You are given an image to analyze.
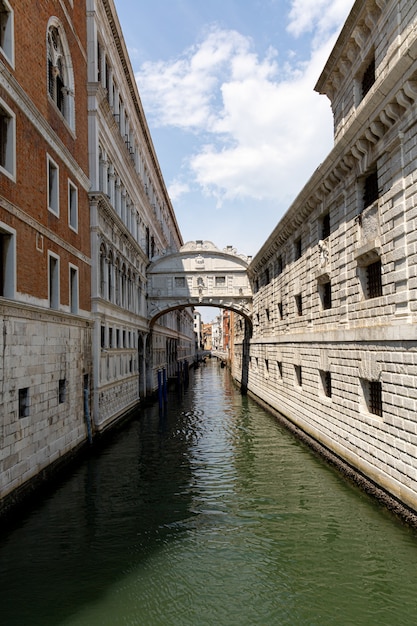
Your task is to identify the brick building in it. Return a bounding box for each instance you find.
[0,0,92,509]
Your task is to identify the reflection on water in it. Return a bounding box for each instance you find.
[1,361,417,625]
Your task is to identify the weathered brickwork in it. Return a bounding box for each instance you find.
[233,0,417,513]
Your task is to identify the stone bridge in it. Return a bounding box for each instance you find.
[147,241,253,325]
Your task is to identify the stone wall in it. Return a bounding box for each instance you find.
[0,301,92,504]
[232,0,417,515]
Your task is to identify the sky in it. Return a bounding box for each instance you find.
[113,0,354,321]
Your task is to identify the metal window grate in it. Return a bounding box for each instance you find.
[369,380,382,416]
[367,260,382,298]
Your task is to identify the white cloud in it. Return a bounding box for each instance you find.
[168,180,190,202]
[135,1,354,208]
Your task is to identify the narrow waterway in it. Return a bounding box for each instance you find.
[1,361,417,625]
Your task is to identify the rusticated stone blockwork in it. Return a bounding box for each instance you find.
[233,0,417,514]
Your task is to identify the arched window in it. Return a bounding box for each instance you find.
[47,19,75,130]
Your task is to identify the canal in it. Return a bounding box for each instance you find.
[1,361,417,625]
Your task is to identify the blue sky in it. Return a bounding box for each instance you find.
[113,0,354,259]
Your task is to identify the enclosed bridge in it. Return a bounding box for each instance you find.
[147,240,253,326]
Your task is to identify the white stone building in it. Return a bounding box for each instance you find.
[87,0,195,431]
[233,0,417,515]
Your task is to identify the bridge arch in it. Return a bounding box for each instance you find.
[147,241,253,330]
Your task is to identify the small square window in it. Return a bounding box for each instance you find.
[18,387,29,418]
[175,277,186,288]
[362,379,382,417]
[215,276,226,286]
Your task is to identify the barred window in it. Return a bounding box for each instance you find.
[294,237,302,260]
[367,260,382,298]
[295,365,302,387]
[368,380,382,417]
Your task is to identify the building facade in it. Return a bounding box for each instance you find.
[233,0,417,515]
[0,0,196,511]
[87,0,195,433]
[0,0,92,508]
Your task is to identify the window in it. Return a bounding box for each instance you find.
[366,260,382,298]
[0,98,15,179]
[47,155,59,215]
[320,370,332,398]
[361,57,375,99]
[69,265,78,313]
[58,379,66,404]
[0,0,13,64]
[362,379,382,417]
[295,293,302,316]
[295,365,302,387]
[18,388,29,418]
[321,212,330,239]
[175,277,186,288]
[265,308,270,322]
[264,268,270,285]
[278,302,283,319]
[48,252,60,309]
[47,20,75,129]
[363,170,378,209]
[101,325,105,348]
[294,237,302,260]
[0,222,16,298]
[68,180,78,231]
[276,255,283,276]
[215,276,226,286]
[277,361,283,378]
[320,280,332,310]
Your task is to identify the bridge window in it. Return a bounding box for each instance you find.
[175,277,185,288]
[215,276,226,286]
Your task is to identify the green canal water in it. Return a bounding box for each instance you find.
[1,361,417,625]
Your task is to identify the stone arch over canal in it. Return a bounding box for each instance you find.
[147,240,253,328]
